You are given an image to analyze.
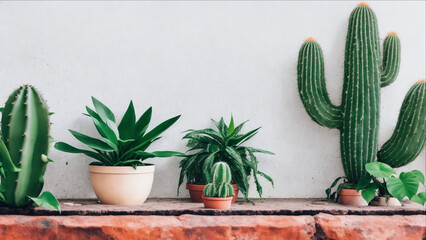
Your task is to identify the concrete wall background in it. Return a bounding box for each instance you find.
[0,1,424,199]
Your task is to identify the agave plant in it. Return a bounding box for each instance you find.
[178,116,274,201]
[55,97,185,167]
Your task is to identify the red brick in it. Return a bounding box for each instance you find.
[0,215,315,240]
[315,213,426,240]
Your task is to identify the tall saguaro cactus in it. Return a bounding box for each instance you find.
[297,2,425,183]
[0,85,60,211]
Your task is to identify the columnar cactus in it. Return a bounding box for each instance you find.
[297,2,425,183]
[204,162,234,198]
[0,85,60,211]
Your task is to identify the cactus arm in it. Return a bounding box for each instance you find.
[297,39,343,129]
[378,80,426,167]
[380,33,401,87]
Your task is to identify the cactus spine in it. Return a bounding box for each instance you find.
[0,85,59,210]
[204,162,234,198]
[297,3,425,183]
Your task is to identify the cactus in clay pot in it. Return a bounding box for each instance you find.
[0,85,60,211]
[204,162,234,198]
[297,2,425,184]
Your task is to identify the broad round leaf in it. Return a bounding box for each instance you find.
[365,162,396,178]
[29,192,61,212]
[387,172,419,201]
[411,192,426,206]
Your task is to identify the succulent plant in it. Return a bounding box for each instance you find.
[54,97,185,168]
[204,162,234,198]
[0,85,60,211]
[297,2,425,184]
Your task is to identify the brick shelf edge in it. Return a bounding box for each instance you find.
[0,213,425,240]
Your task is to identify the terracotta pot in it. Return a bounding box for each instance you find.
[339,189,368,206]
[187,184,239,203]
[202,196,233,209]
[370,196,402,206]
[89,164,155,205]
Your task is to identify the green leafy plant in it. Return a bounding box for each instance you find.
[297,3,425,185]
[204,162,234,198]
[0,85,60,212]
[178,116,274,201]
[357,162,425,205]
[55,97,185,168]
[325,176,356,202]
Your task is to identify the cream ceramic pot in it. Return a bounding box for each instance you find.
[88,164,155,205]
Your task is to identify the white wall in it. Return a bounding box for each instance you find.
[0,1,424,199]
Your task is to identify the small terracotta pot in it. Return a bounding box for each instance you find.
[339,189,368,206]
[202,196,233,209]
[89,164,155,205]
[187,184,239,203]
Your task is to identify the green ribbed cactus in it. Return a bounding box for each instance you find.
[204,162,234,198]
[0,85,60,211]
[378,80,426,167]
[297,2,425,184]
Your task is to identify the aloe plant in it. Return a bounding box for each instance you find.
[178,116,274,201]
[0,85,60,212]
[55,97,185,167]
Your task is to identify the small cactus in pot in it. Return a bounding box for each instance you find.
[202,162,234,209]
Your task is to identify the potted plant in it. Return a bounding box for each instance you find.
[297,2,425,206]
[357,162,425,206]
[55,97,184,205]
[202,162,234,209]
[0,85,60,211]
[178,116,274,203]
[326,177,367,206]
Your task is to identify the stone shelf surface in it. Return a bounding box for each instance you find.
[0,198,424,216]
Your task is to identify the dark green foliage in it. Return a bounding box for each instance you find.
[0,85,60,211]
[55,97,185,168]
[178,116,274,201]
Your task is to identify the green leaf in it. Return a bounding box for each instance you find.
[411,192,426,205]
[356,176,372,192]
[91,96,116,123]
[0,139,21,173]
[228,127,260,146]
[227,115,235,137]
[245,147,275,155]
[85,106,118,147]
[29,192,61,212]
[54,142,111,164]
[387,172,419,201]
[133,107,152,137]
[410,170,425,185]
[361,183,378,203]
[124,115,180,158]
[365,162,396,178]
[118,101,136,140]
[325,176,345,200]
[136,151,186,158]
[69,130,115,152]
[257,170,274,186]
[202,152,217,183]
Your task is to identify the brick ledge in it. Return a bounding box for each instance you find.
[0,214,425,240]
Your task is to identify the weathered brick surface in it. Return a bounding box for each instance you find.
[315,213,426,240]
[0,214,424,240]
[0,215,315,240]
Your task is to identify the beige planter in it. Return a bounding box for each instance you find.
[88,164,155,205]
[370,196,402,206]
